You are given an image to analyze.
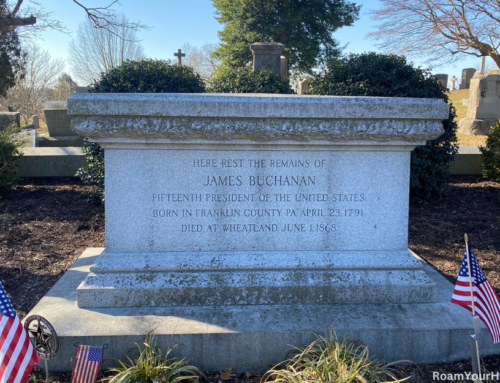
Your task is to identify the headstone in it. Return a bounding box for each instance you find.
[459,70,500,135]
[250,43,285,75]
[68,93,449,308]
[459,68,475,89]
[174,49,185,65]
[0,112,20,130]
[32,114,39,130]
[434,74,448,89]
[43,101,83,147]
[298,79,310,95]
[280,56,288,78]
[449,76,457,90]
[76,86,89,94]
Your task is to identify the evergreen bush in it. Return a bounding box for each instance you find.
[480,120,500,182]
[0,124,23,196]
[310,52,459,200]
[207,66,293,94]
[77,59,205,205]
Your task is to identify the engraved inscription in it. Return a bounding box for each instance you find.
[150,157,368,238]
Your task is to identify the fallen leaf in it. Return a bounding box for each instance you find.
[220,367,235,381]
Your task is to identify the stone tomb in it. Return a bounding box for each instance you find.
[68,94,448,308]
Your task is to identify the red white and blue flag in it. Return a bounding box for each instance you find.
[70,345,102,383]
[451,243,500,343]
[0,281,39,383]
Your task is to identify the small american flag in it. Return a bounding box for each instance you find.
[451,243,500,343]
[70,345,103,383]
[0,281,39,383]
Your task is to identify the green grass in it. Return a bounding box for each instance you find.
[266,329,408,383]
[109,332,203,383]
[447,90,487,147]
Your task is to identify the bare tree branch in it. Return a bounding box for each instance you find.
[69,14,144,85]
[2,42,65,124]
[0,0,148,38]
[368,0,500,69]
[182,42,221,79]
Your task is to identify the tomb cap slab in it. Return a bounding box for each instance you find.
[68,93,449,144]
[68,93,449,120]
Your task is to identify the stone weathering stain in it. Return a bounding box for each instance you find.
[67,93,449,308]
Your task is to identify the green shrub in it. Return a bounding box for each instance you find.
[77,59,206,205]
[110,332,203,383]
[310,52,459,201]
[0,124,23,196]
[266,329,406,383]
[75,138,104,205]
[480,120,500,182]
[207,66,293,94]
[90,59,205,93]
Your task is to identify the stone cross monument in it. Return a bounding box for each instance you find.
[449,76,457,90]
[174,49,185,65]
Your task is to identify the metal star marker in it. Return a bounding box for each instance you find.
[28,320,53,353]
[24,315,59,360]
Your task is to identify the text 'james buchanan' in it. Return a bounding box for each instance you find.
[203,175,316,187]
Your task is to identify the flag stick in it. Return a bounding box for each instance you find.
[465,233,482,378]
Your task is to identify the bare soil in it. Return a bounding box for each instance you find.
[1,176,499,382]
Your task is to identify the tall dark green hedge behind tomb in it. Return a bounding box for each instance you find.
[310,52,459,200]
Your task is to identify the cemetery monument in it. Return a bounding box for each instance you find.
[459,68,475,89]
[459,70,500,135]
[434,73,448,89]
[26,72,498,372]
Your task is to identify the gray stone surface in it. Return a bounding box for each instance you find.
[44,101,80,137]
[460,68,475,89]
[18,147,85,177]
[37,135,84,147]
[434,73,449,89]
[25,248,499,372]
[67,93,449,308]
[32,114,39,130]
[68,93,450,122]
[298,79,310,95]
[75,86,89,93]
[0,112,20,129]
[250,43,285,75]
[449,146,482,175]
[280,56,288,77]
[459,70,500,135]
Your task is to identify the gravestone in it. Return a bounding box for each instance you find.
[32,114,39,130]
[298,79,310,95]
[449,75,457,90]
[459,68,475,89]
[250,43,285,75]
[0,112,20,130]
[280,56,288,78]
[434,73,448,89]
[459,70,500,135]
[42,101,83,147]
[68,93,448,308]
[76,86,89,94]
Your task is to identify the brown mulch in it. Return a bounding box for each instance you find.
[1,176,500,382]
[0,179,104,319]
[409,176,500,295]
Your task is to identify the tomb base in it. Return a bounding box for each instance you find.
[25,248,498,373]
[76,249,436,307]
